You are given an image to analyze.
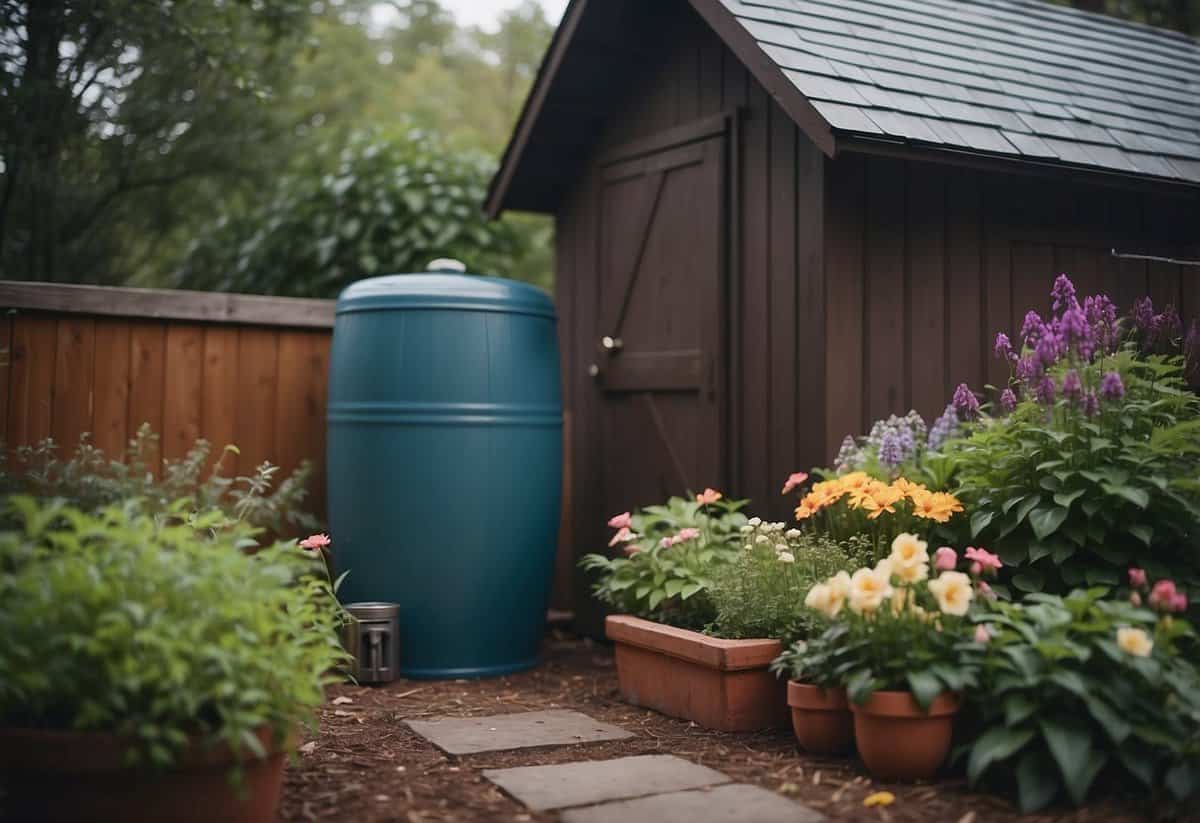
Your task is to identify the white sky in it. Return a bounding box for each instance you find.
[440,0,568,30]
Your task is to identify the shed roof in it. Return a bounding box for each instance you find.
[730,0,1200,183]
[487,0,1200,215]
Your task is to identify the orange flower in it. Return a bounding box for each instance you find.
[839,472,872,492]
[696,488,723,505]
[893,477,928,499]
[794,501,816,521]
[862,484,904,520]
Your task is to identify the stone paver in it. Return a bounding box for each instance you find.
[559,783,826,823]
[483,754,730,811]
[406,709,632,755]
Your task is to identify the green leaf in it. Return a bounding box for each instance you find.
[1029,506,1069,540]
[1040,718,1106,805]
[647,590,666,610]
[1015,496,1042,524]
[906,670,943,711]
[1128,524,1153,547]
[1004,693,1038,726]
[1053,488,1086,508]
[679,582,704,600]
[1012,570,1045,593]
[1103,484,1150,509]
[1016,750,1060,812]
[1084,697,1131,745]
[1165,762,1200,801]
[1028,542,1054,563]
[970,510,995,538]
[663,580,685,598]
[967,727,1035,785]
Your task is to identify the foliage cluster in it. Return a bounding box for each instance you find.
[579,492,748,630]
[0,497,347,769]
[963,589,1200,811]
[0,426,319,536]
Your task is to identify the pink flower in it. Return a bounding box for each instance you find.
[974,625,992,644]
[608,511,632,530]
[608,526,634,547]
[675,527,701,543]
[1130,592,1143,607]
[696,488,723,505]
[623,543,642,557]
[1128,567,1147,588]
[781,472,809,496]
[1171,592,1188,613]
[933,547,957,571]
[970,562,982,576]
[299,533,331,551]
[660,537,673,549]
[964,547,1002,574]
[977,580,997,601]
[1149,579,1178,611]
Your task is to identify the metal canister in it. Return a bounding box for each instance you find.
[343,602,401,684]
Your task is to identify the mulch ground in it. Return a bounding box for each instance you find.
[280,630,1188,823]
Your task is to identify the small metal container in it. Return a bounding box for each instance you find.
[342,602,401,684]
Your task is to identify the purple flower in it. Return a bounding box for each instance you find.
[878,430,903,468]
[1021,310,1046,347]
[1082,389,1099,417]
[1035,331,1063,368]
[1015,354,1042,383]
[1061,370,1082,402]
[1036,375,1056,405]
[999,388,1018,413]
[1186,321,1200,386]
[1051,274,1079,315]
[1085,295,1120,354]
[1100,371,1125,401]
[953,383,980,421]
[927,404,959,451]
[1132,296,1155,333]
[1151,305,1182,347]
[994,332,1015,362]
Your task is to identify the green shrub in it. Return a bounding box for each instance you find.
[950,305,1200,595]
[963,589,1200,811]
[579,492,748,629]
[0,496,347,770]
[0,424,320,535]
[707,522,867,644]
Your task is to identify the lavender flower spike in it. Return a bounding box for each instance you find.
[1051,274,1078,314]
[994,332,1015,362]
[1100,371,1125,401]
[1061,370,1082,403]
[927,404,958,450]
[952,383,980,421]
[1082,389,1099,417]
[1036,375,1056,406]
[999,388,1018,414]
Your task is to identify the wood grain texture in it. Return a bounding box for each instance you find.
[127,322,166,470]
[234,328,279,476]
[7,316,58,447]
[52,317,95,451]
[92,321,132,456]
[162,325,205,461]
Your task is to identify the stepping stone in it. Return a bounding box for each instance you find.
[560,783,826,823]
[484,754,730,811]
[406,709,632,755]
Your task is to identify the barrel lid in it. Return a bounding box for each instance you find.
[336,273,554,319]
[344,601,401,620]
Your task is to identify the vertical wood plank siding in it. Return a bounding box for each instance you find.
[824,154,1200,458]
[555,0,827,626]
[1,301,332,524]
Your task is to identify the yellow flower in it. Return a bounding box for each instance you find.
[839,471,872,492]
[863,791,895,807]
[849,565,894,614]
[893,477,928,499]
[862,484,904,520]
[1117,627,1153,657]
[927,571,974,616]
[794,501,816,521]
[827,570,851,615]
[805,582,834,615]
[888,533,930,583]
[912,491,964,523]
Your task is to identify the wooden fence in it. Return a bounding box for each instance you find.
[0,282,335,516]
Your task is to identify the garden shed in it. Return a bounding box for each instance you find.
[485,0,1200,621]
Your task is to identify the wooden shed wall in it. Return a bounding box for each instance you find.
[0,284,333,523]
[823,153,1200,460]
[554,0,826,620]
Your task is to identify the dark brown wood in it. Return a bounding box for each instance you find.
[0,281,335,329]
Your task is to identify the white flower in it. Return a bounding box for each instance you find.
[778,551,796,564]
[740,525,753,534]
[786,528,801,539]
[775,543,789,553]
[755,535,769,544]
[805,583,833,615]
[1117,627,1153,657]
[927,571,974,616]
[849,566,894,614]
[888,533,930,584]
[748,517,762,527]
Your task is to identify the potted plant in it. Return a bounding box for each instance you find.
[0,496,348,823]
[770,621,856,755]
[796,535,988,779]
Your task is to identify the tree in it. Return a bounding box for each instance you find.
[1061,0,1199,35]
[173,126,545,297]
[0,0,314,282]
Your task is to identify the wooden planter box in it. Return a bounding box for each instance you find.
[606,615,789,732]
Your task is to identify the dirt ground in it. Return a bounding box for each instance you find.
[280,630,1186,823]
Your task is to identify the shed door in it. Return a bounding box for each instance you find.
[591,132,727,512]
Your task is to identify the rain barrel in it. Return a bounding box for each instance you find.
[327,272,562,679]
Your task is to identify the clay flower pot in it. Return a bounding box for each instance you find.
[787,681,854,755]
[0,725,293,823]
[606,615,789,731]
[850,690,960,780]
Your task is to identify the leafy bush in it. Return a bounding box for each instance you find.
[963,588,1200,811]
[579,491,748,629]
[0,425,320,535]
[772,534,986,707]
[707,521,867,644]
[0,496,347,770]
[949,279,1200,594]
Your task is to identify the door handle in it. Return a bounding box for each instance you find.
[600,336,623,354]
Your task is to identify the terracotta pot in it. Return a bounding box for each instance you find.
[605,615,789,731]
[787,681,854,755]
[0,725,293,823]
[850,690,960,780]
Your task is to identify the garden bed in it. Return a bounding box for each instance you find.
[280,631,1166,822]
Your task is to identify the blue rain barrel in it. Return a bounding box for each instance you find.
[327,273,562,679]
